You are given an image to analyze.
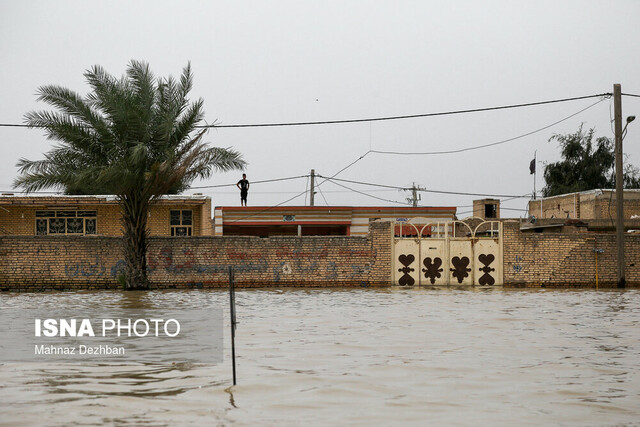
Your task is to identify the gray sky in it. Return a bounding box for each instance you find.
[1,0,639,217]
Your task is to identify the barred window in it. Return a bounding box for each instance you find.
[35,211,97,236]
[170,210,193,236]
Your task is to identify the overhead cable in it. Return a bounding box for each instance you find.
[324,178,407,205]
[370,98,605,155]
[0,92,612,129]
[190,175,307,189]
[317,175,532,199]
[200,93,610,128]
[226,150,372,222]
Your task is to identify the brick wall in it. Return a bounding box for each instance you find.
[528,194,579,219]
[527,191,640,220]
[593,194,640,220]
[0,220,392,291]
[503,220,640,287]
[4,217,638,291]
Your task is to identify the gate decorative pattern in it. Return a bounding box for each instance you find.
[393,218,503,286]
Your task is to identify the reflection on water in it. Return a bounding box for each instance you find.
[1,288,639,425]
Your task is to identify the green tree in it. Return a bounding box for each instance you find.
[14,61,246,289]
[542,125,640,197]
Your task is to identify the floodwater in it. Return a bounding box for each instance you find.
[1,288,639,426]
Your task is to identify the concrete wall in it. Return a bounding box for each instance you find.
[503,220,640,287]
[0,221,392,291]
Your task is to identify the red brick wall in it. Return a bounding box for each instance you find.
[0,221,392,291]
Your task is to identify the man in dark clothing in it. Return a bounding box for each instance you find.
[237,173,250,206]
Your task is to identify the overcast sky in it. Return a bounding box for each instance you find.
[1,0,639,217]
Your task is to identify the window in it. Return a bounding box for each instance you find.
[485,204,497,219]
[170,210,193,236]
[35,211,97,235]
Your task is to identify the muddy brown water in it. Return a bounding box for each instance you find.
[1,288,639,426]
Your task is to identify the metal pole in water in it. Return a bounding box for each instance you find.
[229,266,237,385]
[613,84,625,288]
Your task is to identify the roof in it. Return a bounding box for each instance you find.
[0,194,210,206]
[215,205,456,212]
[530,189,640,202]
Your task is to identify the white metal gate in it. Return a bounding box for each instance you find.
[393,218,503,286]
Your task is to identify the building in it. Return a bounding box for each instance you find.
[527,189,640,220]
[473,199,501,219]
[0,194,212,236]
[213,206,457,237]
[0,194,457,238]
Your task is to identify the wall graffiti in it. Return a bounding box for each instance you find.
[325,261,338,280]
[512,255,524,273]
[3,222,393,288]
[64,255,107,278]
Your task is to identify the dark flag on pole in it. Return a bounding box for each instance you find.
[529,158,536,175]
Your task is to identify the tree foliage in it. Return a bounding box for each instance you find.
[542,125,640,197]
[14,61,246,289]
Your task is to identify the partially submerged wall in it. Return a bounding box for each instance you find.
[0,221,392,291]
[502,220,640,287]
[2,218,638,290]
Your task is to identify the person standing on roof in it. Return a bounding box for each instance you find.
[237,173,250,206]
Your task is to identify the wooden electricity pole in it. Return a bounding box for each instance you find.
[613,84,625,288]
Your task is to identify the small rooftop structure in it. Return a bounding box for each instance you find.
[473,199,501,219]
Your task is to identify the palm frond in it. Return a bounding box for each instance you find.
[16,60,245,197]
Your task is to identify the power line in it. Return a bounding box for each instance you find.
[190,175,307,189]
[226,151,373,223]
[0,174,310,194]
[324,178,407,205]
[622,93,640,98]
[315,175,405,190]
[0,92,612,130]
[317,175,532,199]
[419,188,531,199]
[188,188,400,195]
[316,184,330,206]
[500,207,529,212]
[199,93,610,128]
[370,98,605,155]
[320,151,371,180]
[304,174,310,205]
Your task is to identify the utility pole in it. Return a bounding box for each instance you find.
[405,182,423,207]
[310,169,316,207]
[613,84,625,288]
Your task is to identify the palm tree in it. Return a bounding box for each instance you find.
[14,60,246,289]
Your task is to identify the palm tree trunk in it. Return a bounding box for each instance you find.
[120,194,150,290]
